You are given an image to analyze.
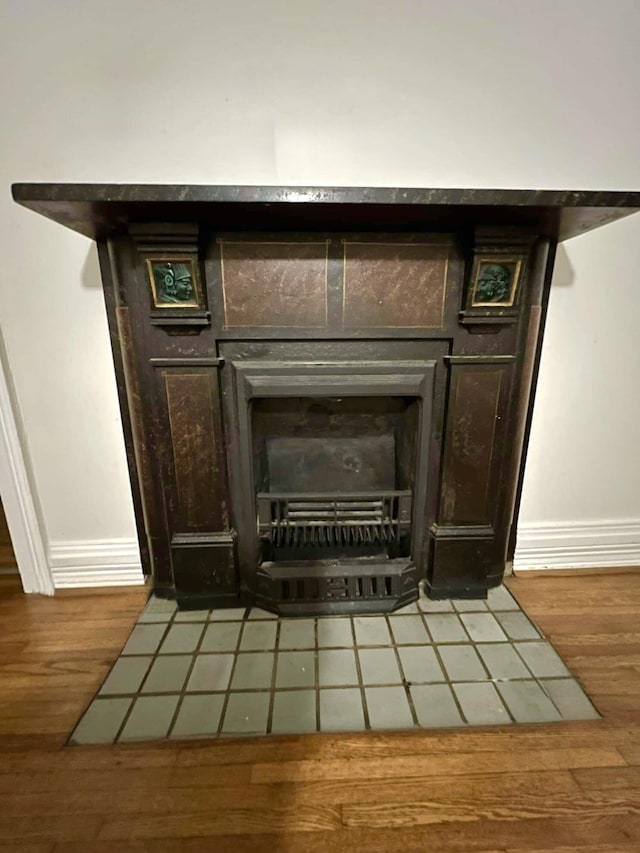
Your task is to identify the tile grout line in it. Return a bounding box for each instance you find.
[314,617,320,732]
[350,616,370,730]
[266,618,282,734]
[216,611,249,736]
[165,612,211,739]
[385,613,420,727]
[112,617,175,743]
[427,628,469,725]
[80,673,585,702]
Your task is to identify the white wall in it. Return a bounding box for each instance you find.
[1,0,639,584]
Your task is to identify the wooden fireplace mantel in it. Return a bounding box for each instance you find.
[12,184,640,611]
[11,184,640,241]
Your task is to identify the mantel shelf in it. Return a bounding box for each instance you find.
[11,183,640,241]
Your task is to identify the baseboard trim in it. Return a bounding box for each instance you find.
[514,519,640,571]
[48,539,144,588]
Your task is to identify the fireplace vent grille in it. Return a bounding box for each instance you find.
[257,491,412,549]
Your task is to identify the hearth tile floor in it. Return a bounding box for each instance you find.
[69,584,599,745]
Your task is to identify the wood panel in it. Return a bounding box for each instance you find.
[441,367,504,525]
[343,241,449,328]
[164,370,223,531]
[1,571,640,849]
[220,240,329,328]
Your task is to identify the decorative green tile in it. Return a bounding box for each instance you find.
[473,261,517,305]
[271,690,317,734]
[147,259,198,307]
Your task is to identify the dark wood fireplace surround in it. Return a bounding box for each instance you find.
[12,185,640,613]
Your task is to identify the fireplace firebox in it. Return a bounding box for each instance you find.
[12,184,640,613]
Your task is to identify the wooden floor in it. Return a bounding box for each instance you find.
[1,572,639,852]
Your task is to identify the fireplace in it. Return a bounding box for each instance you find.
[223,348,437,613]
[12,184,640,612]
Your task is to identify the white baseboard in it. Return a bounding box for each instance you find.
[514,519,640,571]
[48,539,145,588]
[45,521,640,586]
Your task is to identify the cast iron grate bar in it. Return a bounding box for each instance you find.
[257,490,412,550]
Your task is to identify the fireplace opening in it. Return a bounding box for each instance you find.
[252,396,418,566]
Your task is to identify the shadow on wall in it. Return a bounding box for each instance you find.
[82,243,102,289]
[552,244,575,288]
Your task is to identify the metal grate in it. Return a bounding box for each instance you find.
[257,491,412,550]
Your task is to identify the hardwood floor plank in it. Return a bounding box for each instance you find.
[572,765,640,793]
[0,770,580,817]
[618,742,640,765]
[173,722,621,767]
[341,791,640,828]
[97,805,343,841]
[250,747,626,784]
